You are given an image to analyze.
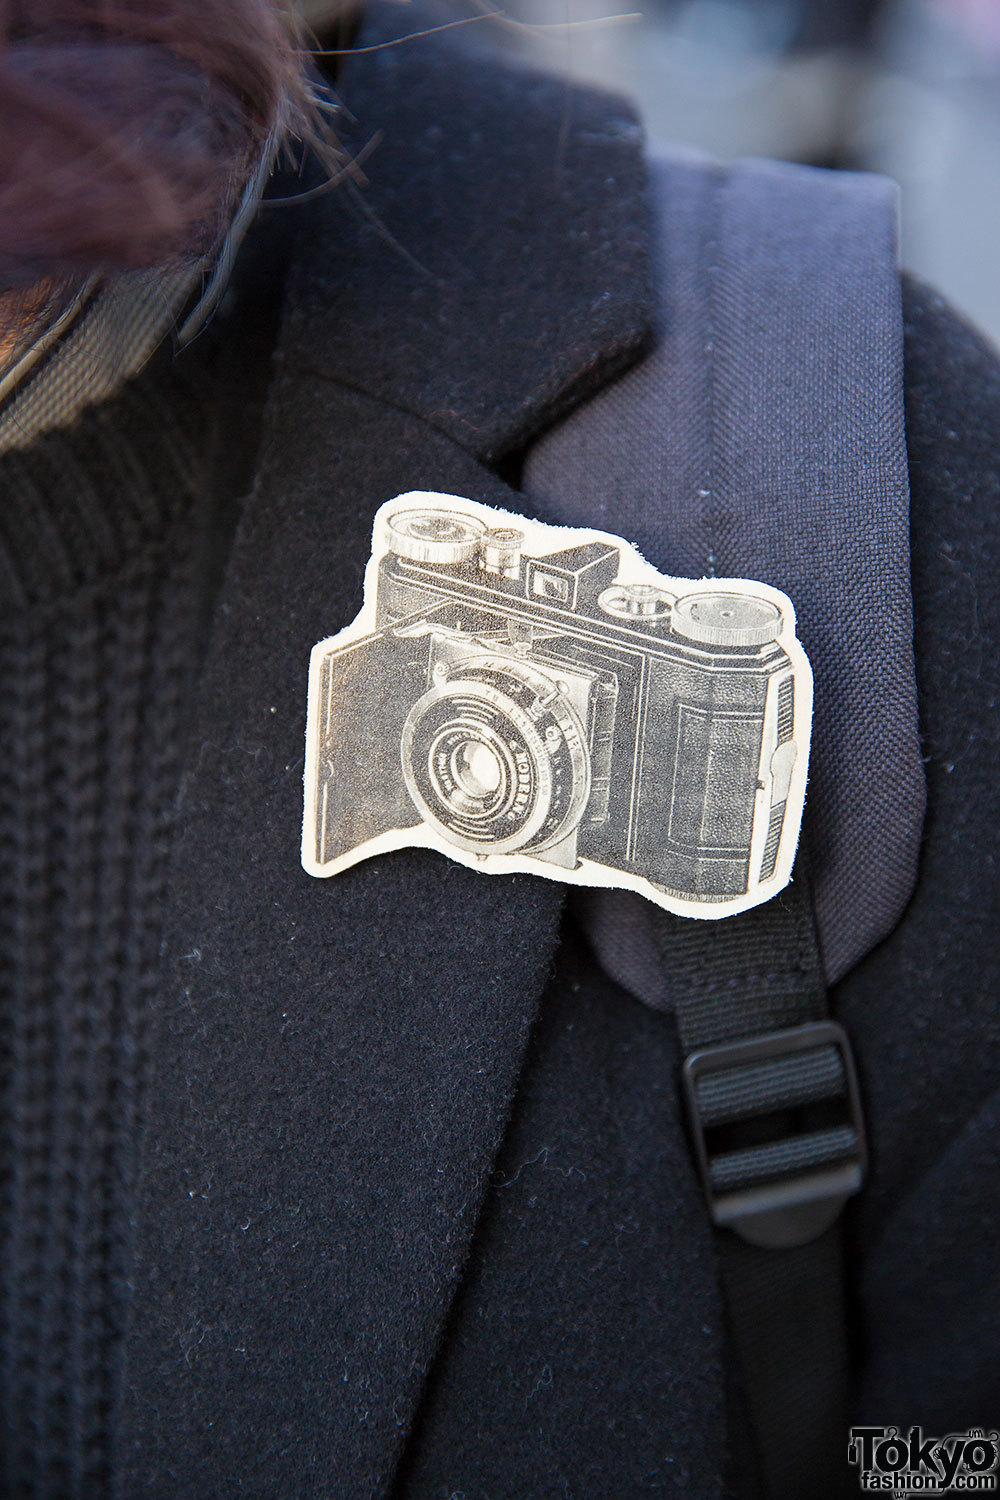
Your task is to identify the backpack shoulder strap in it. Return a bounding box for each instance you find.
[526,149,915,1497]
[527,149,923,983]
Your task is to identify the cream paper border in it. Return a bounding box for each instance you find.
[302,491,813,920]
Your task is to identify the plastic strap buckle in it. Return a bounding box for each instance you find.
[682,1020,867,1248]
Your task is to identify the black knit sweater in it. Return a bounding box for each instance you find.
[0,261,284,1491]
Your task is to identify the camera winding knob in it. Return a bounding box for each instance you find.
[480,528,524,578]
[385,509,486,564]
[671,591,782,647]
[598,583,673,622]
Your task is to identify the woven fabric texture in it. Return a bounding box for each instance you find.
[0,267,200,459]
[526,152,924,984]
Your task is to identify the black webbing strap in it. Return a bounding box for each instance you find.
[653,868,864,1500]
[716,1229,851,1498]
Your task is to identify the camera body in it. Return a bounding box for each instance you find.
[303,495,811,914]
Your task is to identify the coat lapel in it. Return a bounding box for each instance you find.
[280,0,653,465]
[121,10,652,1495]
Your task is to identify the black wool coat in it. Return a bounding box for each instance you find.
[0,6,997,1499]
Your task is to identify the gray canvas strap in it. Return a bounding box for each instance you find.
[639,155,896,1500]
[526,150,923,986]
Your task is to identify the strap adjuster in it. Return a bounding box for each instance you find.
[682,1020,867,1248]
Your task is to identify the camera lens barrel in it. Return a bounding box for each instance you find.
[401,658,591,857]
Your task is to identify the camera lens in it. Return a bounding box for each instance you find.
[401,657,591,856]
[450,740,504,802]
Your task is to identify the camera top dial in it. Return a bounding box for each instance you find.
[385,509,486,564]
[598,583,673,623]
[671,591,782,647]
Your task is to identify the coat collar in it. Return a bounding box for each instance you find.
[280,0,653,463]
[121,15,653,1495]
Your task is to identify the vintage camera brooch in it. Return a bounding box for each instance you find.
[302,493,812,917]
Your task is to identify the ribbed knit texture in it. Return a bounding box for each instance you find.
[0,358,207,611]
[0,355,210,1498]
